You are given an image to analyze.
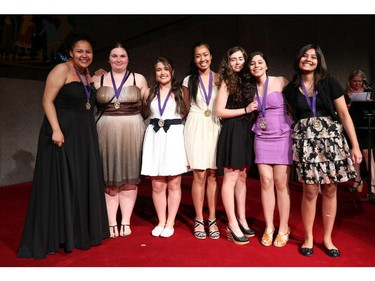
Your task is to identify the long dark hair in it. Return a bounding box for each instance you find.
[241,51,271,120]
[290,43,327,89]
[217,46,248,103]
[143,56,187,119]
[186,41,212,103]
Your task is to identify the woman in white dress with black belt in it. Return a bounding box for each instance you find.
[141,56,188,238]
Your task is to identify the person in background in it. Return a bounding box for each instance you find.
[344,70,375,195]
[93,43,148,238]
[215,46,258,245]
[283,44,362,257]
[141,56,188,238]
[17,31,109,259]
[182,41,221,240]
[248,51,293,247]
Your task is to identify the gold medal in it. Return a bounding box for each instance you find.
[204,109,211,117]
[313,118,320,128]
[260,120,267,130]
[158,119,165,127]
[114,101,121,110]
[86,101,91,110]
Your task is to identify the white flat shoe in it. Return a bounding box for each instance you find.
[151,225,164,237]
[160,227,174,238]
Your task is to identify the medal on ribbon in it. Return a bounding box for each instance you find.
[260,120,267,129]
[114,101,121,109]
[301,81,320,128]
[255,76,269,130]
[198,71,213,117]
[157,87,172,130]
[73,65,91,111]
[110,70,130,110]
[158,119,165,127]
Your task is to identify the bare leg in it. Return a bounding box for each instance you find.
[192,169,207,230]
[235,168,250,230]
[301,183,319,248]
[165,175,182,228]
[274,164,291,234]
[221,168,242,236]
[151,176,168,227]
[258,164,275,233]
[119,186,138,236]
[105,193,119,237]
[206,169,218,220]
[321,183,338,250]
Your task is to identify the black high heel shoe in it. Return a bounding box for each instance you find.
[237,218,255,238]
[226,226,249,245]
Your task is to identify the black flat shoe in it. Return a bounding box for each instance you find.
[237,218,255,237]
[299,247,314,256]
[324,246,341,258]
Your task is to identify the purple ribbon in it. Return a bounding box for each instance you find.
[73,65,91,102]
[157,87,172,117]
[255,75,269,117]
[301,80,316,117]
[110,70,130,99]
[198,71,213,106]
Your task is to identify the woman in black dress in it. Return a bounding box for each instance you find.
[17,31,109,259]
[215,46,258,245]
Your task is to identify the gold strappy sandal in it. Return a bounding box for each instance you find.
[273,228,290,247]
[261,228,275,247]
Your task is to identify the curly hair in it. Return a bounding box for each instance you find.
[217,46,248,103]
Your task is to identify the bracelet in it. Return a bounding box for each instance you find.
[244,107,247,114]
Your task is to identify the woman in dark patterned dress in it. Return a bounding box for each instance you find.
[283,44,362,258]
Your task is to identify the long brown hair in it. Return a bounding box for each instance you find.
[143,56,187,119]
[217,46,248,103]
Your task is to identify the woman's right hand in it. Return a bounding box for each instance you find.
[94,68,108,76]
[245,100,258,114]
[52,130,65,148]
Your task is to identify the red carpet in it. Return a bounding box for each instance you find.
[0,175,374,278]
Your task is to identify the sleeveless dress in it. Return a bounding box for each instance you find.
[141,96,187,176]
[96,73,145,194]
[17,78,109,259]
[252,91,293,165]
[216,93,255,169]
[183,75,221,170]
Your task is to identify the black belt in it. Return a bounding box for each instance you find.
[149,118,182,132]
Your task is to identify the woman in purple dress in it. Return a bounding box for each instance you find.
[248,51,293,247]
